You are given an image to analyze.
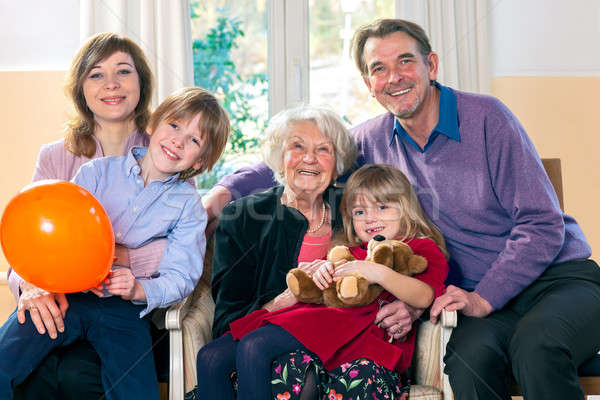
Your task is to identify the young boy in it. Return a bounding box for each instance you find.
[0,87,229,400]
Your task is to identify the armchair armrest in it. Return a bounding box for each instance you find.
[440,309,457,399]
[165,295,194,400]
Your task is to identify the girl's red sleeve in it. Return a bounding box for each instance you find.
[407,238,449,298]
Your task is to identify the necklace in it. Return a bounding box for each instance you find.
[306,201,327,233]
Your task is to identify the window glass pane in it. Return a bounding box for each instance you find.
[190,1,268,190]
[309,0,394,126]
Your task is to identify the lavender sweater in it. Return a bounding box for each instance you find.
[217,89,591,310]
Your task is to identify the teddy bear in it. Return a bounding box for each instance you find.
[286,235,428,308]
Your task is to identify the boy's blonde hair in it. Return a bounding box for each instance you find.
[148,87,230,180]
[65,32,154,158]
[341,164,448,257]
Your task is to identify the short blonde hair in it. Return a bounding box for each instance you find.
[261,105,357,184]
[65,32,154,157]
[148,87,230,180]
[341,164,448,257]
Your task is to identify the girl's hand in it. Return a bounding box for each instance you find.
[17,281,69,339]
[297,259,328,276]
[310,260,335,290]
[333,260,382,284]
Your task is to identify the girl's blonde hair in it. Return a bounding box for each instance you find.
[64,32,154,158]
[341,164,448,258]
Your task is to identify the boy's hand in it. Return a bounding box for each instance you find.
[94,268,147,302]
[17,281,69,339]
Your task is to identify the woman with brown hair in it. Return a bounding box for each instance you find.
[8,32,164,399]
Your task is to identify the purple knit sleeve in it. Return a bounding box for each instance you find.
[216,162,278,201]
[474,100,567,310]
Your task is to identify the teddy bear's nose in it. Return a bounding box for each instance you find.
[373,235,386,241]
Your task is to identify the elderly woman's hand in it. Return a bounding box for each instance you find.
[264,288,298,312]
[17,281,69,339]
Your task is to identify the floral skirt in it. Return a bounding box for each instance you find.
[271,350,410,400]
[187,350,410,400]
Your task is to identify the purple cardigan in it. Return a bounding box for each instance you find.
[8,131,166,299]
[217,89,591,310]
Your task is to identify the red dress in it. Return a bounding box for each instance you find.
[229,237,448,373]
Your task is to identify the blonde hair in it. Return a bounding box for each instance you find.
[148,87,230,180]
[261,105,357,184]
[341,164,448,257]
[64,32,154,157]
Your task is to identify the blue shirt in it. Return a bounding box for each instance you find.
[72,147,207,317]
[392,82,460,152]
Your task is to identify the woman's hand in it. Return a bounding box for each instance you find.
[375,300,424,341]
[264,288,297,312]
[17,281,69,339]
[113,244,130,267]
[332,260,383,285]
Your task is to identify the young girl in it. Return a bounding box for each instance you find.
[200,163,449,399]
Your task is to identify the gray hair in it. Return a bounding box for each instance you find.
[261,105,357,184]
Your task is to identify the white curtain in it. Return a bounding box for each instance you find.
[80,0,194,105]
[396,0,490,94]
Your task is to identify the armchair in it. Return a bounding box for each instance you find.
[165,234,458,399]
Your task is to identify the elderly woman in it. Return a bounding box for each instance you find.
[194,105,356,399]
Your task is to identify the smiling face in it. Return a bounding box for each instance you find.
[362,32,438,120]
[282,121,337,198]
[82,51,141,126]
[142,113,205,182]
[351,195,404,243]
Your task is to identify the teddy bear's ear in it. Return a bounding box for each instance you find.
[328,246,355,264]
[407,255,428,275]
[368,243,394,267]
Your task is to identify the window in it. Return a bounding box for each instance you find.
[190,0,269,189]
[309,0,394,126]
[191,0,398,189]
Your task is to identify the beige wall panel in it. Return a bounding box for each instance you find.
[492,76,599,263]
[0,70,70,271]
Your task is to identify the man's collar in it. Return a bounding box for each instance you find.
[392,81,460,150]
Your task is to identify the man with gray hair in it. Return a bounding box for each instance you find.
[204,18,600,400]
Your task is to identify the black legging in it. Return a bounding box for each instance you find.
[196,324,309,400]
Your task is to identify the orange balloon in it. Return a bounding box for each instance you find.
[0,180,114,293]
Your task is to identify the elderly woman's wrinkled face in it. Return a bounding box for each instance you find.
[282,121,336,197]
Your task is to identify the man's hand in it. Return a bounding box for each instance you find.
[375,300,424,340]
[17,281,69,339]
[202,185,232,238]
[429,285,492,323]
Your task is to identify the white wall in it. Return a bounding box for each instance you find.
[0,0,80,70]
[491,0,600,76]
